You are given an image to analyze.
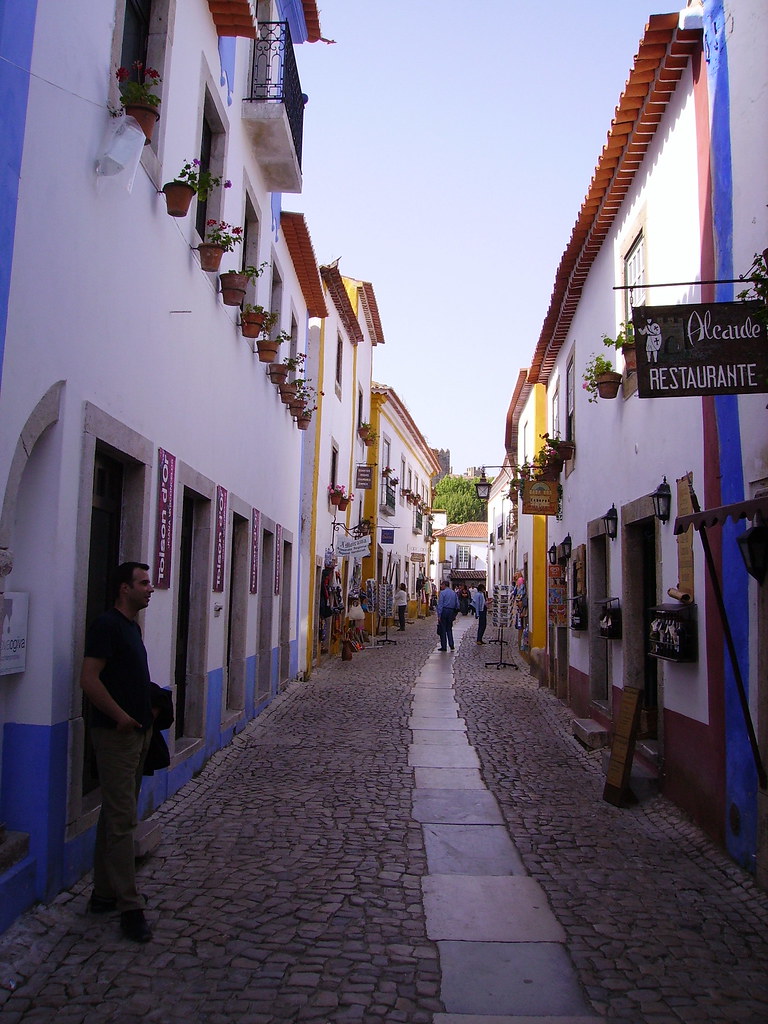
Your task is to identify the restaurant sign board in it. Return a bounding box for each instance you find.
[522,479,559,517]
[632,300,768,398]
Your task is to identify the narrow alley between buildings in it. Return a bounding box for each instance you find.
[1,616,767,1024]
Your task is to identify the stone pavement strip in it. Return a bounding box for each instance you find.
[0,613,767,1023]
[411,620,601,1024]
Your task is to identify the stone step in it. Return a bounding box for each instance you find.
[572,718,609,749]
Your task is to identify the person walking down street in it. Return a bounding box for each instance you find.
[437,580,460,651]
[80,562,157,944]
[473,583,487,644]
[458,583,470,616]
[393,582,408,631]
[469,585,478,616]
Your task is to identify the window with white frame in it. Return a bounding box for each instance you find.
[456,545,471,569]
[624,232,645,320]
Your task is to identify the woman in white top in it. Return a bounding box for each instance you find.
[393,583,408,631]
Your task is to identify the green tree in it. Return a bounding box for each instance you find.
[433,475,489,524]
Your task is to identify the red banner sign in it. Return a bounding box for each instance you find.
[250,508,261,594]
[153,449,175,588]
[213,485,228,592]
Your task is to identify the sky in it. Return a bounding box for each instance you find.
[291,0,667,475]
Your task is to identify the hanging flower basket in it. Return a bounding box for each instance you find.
[161,181,195,217]
[255,337,280,362]
[288,397,306,416]
[123,103,159,145]
[329,491,342,507]
[240,311,270,338]
[596,371,623,399]
[558,440,576,461]
[198,243,224,272]
[279,381,298,404]
[268,362,290,385]
[296,412,312,430]
[219,271,248,306]
[337,497,350,512]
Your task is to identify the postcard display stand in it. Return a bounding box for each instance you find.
[486,584,518,670]
[377,582,396,645]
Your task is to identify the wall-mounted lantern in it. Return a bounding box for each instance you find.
[602,504,618,540]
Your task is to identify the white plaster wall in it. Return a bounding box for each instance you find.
[1,2,314,723]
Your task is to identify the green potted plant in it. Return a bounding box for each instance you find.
[362,427,378,448]
[162,159,231,217]
[219,262,266,306]
[116,62,161,144]
[241,305,277,340]
[583,353,622,402]
[268,351,304,387]
[328,483,346,507]
[197,221,243,273]
[358,421,372,440]
[293,384,321,430]
[539,432,575,462]
[602,320,636,374]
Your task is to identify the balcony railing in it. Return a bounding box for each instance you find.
[244,21,304,191]
[380,483,397,516]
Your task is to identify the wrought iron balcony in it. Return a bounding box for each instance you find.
[243,22,304,193]
[380,483,397,516]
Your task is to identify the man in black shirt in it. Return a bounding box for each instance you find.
[81,561,155,943]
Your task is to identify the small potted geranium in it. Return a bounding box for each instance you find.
[197,221,242,272]
[583,353,622,402]
[219,262,267,306]
[328,483,346,507]
[293,384,321,430]
[162,159,231,217]
[601,321,636,374]
[269,351,305,387]
[116,62,161,144]
[241,306,278,343]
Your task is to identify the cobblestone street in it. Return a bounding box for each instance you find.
[1,614,768,1023]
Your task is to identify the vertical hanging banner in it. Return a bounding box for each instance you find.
[274,524,283,594]
[632,301,768,398]
[213,485,228,592]
[250,508,261,594]
[153,448,176,588]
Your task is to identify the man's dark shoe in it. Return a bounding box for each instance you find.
[120,909,152,943]
[88,892,117,914]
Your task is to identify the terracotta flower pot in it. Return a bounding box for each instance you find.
[198,244,224,272]
[162,181,195,217]
[268,363,289,385]
[240,312,269,339]
[622,343,637,374]
[219,272,248,306]
[124,103,159,145]
[337,498,350,512]
[329,491,342,506]
[279,381,298,404]
[254,337,280,363]
[358,427,370,440]
[596,371,623,399]
[364,437,375,447]
[558,440,576,461]
[296,413,311,430]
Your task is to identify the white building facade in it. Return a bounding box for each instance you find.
[0,0,324,929]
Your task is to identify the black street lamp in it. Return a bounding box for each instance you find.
[602,504,618,540]
[652,477,672,524]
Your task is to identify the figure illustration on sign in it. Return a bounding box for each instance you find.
[637,317,662,362]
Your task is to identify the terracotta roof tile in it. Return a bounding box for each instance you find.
[207,0,257,38]
[358,282,385,345]
[320,265,364,344]
[434,521,488,540]
[302,1,322,43]
[280,212,328,318]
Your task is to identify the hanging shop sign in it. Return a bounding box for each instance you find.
[212,485,227,592]
[250,508,261,594]
[275,524,283,594]
[337,535,371,557]
[355,465,374,490]
[522,479,559,516]
[632,300,768,398]
[153,448,176,589]
[380,528,395,545]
